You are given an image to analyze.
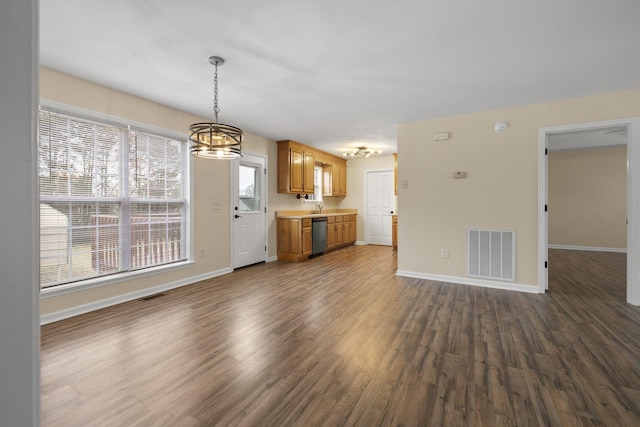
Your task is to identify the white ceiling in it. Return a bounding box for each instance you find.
[39,0,640,156]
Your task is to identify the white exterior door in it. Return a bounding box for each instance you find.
[233,153,267,268]
[366,170,395,246]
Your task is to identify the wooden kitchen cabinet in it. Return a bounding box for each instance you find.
[302,220,312,256]
[277,139,348,198]
[327,216,336,249]
[333,159,347,197]
[345,215,356,244]
[277,217,312,262]
[322,163,333,197]
[277,213,357,261]
[335,215,344,246]
[277,140,315,195]
[392,214,398,250]
[393,153,398,196]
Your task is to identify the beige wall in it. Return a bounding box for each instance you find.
[397,89,640,288]
[38,68,343,317]
[341,155,396,241]
[549,147,626,249]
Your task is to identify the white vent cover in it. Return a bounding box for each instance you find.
[468,229,515,281]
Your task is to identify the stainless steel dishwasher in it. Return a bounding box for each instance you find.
[311,217,327,257]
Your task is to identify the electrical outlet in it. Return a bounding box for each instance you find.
[402,179,409,189]
[199,248,205,258]
[441,249,449,259]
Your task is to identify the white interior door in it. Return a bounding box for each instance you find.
[366,170,395,245]
[233,153,267,268]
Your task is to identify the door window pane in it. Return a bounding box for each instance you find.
[239,164,260,212]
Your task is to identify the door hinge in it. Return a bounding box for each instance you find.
[265,245,267,251]
[264,207,267,213]
[545,148,548,155]
[545,261,548,268]
[264,168,267,175]
[544,204,548,212]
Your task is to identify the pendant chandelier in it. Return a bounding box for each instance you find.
[189,56,243,159]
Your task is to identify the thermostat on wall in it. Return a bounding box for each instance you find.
[453,171,467,179]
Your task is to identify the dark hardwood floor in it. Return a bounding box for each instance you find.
[41,246,640,426]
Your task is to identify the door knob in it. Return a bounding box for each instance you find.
[234,214,242,219]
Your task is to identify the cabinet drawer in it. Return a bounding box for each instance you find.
[302,218,312,228]
[327,216,336,224]
[335,215,343,223]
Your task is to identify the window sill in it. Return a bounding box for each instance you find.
[40,260,195,298]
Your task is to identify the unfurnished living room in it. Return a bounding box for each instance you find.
[2,1,640,426]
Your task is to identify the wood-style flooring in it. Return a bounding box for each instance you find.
[41,247,640,426]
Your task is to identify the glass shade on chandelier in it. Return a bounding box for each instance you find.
[189,56,243,159]
[189,122,243,159]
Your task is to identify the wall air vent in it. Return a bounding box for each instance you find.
[468,229,515,282]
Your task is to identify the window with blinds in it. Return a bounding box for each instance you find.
[38,108,188,289]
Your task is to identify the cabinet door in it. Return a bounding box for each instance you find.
[277,218,301,255]
[302,226,312,256]
[322,163,333,196]
[393,153,398,196]
[333,160,347,196]
[336,222,344,245]
[290,147,305,193]
[303,152,315,194]
[327,223,336,248]
[392,215,398,250]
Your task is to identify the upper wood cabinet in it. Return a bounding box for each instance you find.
[277,140,315,195]
[322,163,333,197]
[393,153,398,196]
[333,159,347,197]
[277,139,347,197]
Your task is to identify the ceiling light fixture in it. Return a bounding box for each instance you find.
[189,56,243,159]
[342,147,382,158]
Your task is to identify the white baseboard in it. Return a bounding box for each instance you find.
[355,240,366,246]
[266,255,278,262]
[40,267,233,325]
[395,270,540,294]
[548,244,627,253]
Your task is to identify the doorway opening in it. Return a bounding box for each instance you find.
[538,118,640,305]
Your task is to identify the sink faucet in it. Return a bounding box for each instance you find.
[315,202,323,214]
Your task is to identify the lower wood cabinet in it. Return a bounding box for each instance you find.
[277,218,312,262]
[277,214,357,262]
[392,214,398,250]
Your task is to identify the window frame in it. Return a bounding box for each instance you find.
[38,100,193,297]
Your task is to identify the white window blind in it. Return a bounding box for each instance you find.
[38,108,188,289]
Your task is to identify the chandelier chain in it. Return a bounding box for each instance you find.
[213,61,220,122]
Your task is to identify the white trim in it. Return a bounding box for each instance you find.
[627,119,640,305]
[40,267,232,325]
[538,117,640,305]
[355,240,366,246]
[266,255,278,262]
[396,270,540,294]
[548,244,627,253]
[538,129,548,292]
[40,260,195,298]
